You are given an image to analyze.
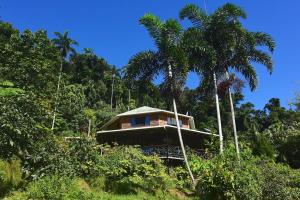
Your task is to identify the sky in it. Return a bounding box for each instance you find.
[0,0,299,109]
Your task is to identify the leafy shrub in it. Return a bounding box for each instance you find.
[171,166,191,190]
[23,135,77,180]
[252,132,275,159]
[2,191,28,200]
[27,175,96,200]
[195,147,262,200]
[259,160,300,200]
[193,145,300,200]
[0,159,22,196]
[67,138,102,177]
[0,94,49,160]
[24,137,101,180]
[98,146,171,194]
[87,176,106,192]
[279,134,300,168]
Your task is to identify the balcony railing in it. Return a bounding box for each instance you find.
[141,145,214,160]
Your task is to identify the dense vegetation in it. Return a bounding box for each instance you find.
[0,3,299,200]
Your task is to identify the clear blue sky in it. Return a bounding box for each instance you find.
[1,0,299,109]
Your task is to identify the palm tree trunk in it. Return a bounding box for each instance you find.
[213,72,224,153]
[226,72,240,161]
[51,57,63,130]
[172,98,195,184]
[88,118,91,137]
[110,74,115,109]
[168,65,195,185]
[128,89,131,111]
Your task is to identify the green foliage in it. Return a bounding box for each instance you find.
[6,176,184,200]
[56,84,86,132]
[98,146,171,194]
[195,147,262,200]
[252,132,275,159]
[0,94,49,160]
[0,28,59,95]
[259,161,300,200]
[0,81,24,97]
[0,159,22,196]
[193,146,300,200]
[279,134,300,168]
[67,138,102,177]
[0,4,299,200]
[27,175,94,200]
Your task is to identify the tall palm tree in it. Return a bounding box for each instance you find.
[51,31,78,130]
[125,14,195,184]
[180,3,275,158]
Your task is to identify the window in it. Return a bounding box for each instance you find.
[167,117,182,127]
[130,116,150,127]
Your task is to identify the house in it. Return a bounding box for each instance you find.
[96,106,218,160]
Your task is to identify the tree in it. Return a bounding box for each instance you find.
[69,48,111,108]
[125,14,195,184]
[180,3,275,159]
[51,31,78,130]
[294,92,300,112]
[0,28,58,95]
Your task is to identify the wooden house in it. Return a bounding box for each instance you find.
[97,106,218,160]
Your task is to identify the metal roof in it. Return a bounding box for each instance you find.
[118,106,162,116]
[100,106,192,130]
[117,106,191,118]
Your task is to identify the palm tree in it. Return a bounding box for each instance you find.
[180,3,275,158]
[51,31,78,130]
[125,14,195,184]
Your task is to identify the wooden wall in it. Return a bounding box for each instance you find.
[117,112,189,130]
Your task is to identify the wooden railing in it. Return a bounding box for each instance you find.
[141,146,214,160]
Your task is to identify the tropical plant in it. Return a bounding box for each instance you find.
[51,31,78,130]
[0,159,22,196]
[124,13,195,183]
[0,81,24,97]
[0,94,49,160]
[97,146,171,194]
[0,29,58,95]
[180,3,275,159]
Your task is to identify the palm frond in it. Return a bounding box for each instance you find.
[233,64,258,91]
[52,31,78,58]
[214,3,247,20]
[182,28,216,72]
[179,4,208,29]
[140,13,163,48]
[249,49,273,74]
[125,50,161,82]
[252,32,275,53]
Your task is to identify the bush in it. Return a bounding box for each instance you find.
[97,146,171,194]
[27,175,95,200]
[192,145,300,200]
[67,138,102,177]
[259,161,300,200]
[23,174,177,200]
[0,159,22,196]
[171,166,191,190]
[195,147,262,200]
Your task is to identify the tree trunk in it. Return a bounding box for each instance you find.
[213,72,224,153]
[128,89,131,111]
[88,118,91,138]
[51,57,63,130]
[168,65,195,185]
[172,98,195,184]
[226,72,240,161]
[110,74,115,109]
